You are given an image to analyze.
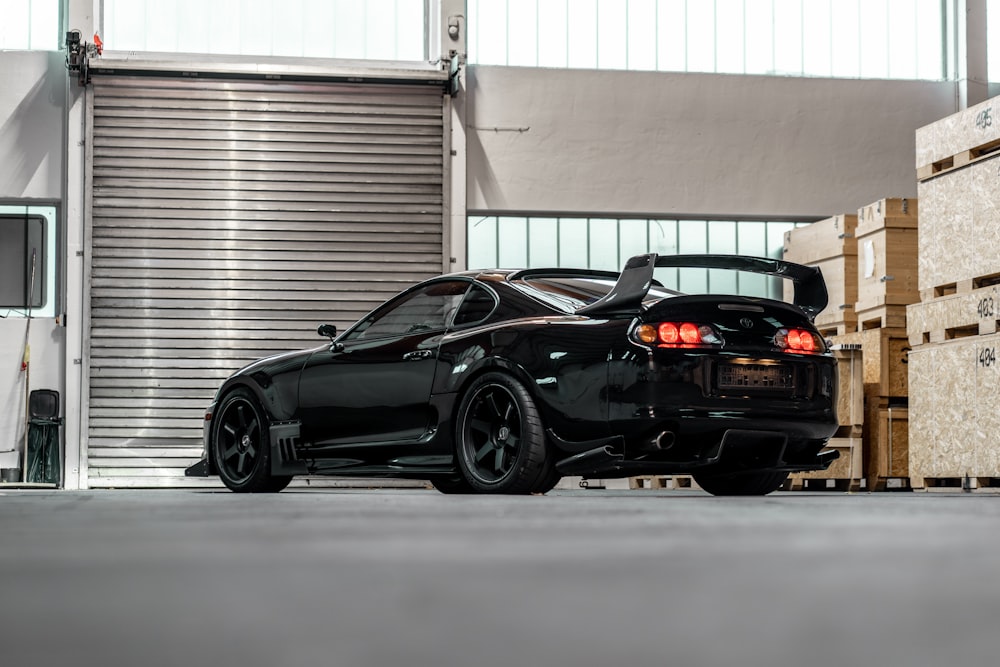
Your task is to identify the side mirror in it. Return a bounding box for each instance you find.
[317,324,337,340]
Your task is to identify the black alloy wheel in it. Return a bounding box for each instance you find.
[212,387,291,493]
[455,372,549,494]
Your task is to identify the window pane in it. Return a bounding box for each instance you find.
[859,0,890,79]
[498,217,528,267]
[589,219,620,270]
[619,219,650,265]
[916,0,945,80]
[559,218,589,267]
[685,0,715,72]
[744,0,774,75]
[627,0,658,70]
[802,0,832,77]
[508,0,539,67]
[887,0,917,79]
[528,218,559,267]
[468,216,498,269]
[568,0,599,68]
[28,0,59,50]
[104,0,424,60]
[831,0,861,77]
[657,0,687,71]
[737,221,767,296]
[538,0,569,67]
[773,0,803,76]
[0,206,57,318]
[598,0,628,69]
[715,0,745,74]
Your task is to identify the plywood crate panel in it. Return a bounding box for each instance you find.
[790,437,862,483]
[864,396,909,484]
[782,214,858,334]
[907,283,1000,347]
[916,155,1000,294]
[855,198,919,314]
[833,346,864,430]
[831,328,909,398]
[915,95,1000,174]
[908,332,1000,486]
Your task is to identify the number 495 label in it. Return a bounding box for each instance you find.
[980,347,997,368]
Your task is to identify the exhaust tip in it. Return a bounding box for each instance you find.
[655,431,675,450]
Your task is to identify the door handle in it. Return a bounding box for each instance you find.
[403,350,433,360]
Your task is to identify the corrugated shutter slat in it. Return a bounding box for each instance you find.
[88,76,445,488]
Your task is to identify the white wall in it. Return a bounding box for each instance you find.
[467,66,958,219]
[0,51,65,199]
[0,51,66,476]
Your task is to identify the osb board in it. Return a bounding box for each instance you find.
[917,156,1000,293]
[906,284,1000,346]
[834,347,864,428]
[857,198,918,233]
[791,437,862,481]
[865,398,909,480]
[784,254,858,330]
[782,214,858,265]
[915,95,1000,168]
[908,332,1000,481]
[832,328,909,397]
[856,226,919,309]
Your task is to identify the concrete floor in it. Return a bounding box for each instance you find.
[0,489,998,667]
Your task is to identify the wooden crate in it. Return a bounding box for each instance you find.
[917,155,1000,295]
[907,282,1000,346]
[789,436,862,487]
[865,397,909,488]
[831,328,909,398]
[782,214,858,335]
[908,332,1000,488]
[855,198,919,314]
[832,345,864,431]
[916,94,1000,179]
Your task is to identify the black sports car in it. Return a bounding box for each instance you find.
[186,254,839,496]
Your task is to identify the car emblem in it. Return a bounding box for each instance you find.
[740,317,754,329]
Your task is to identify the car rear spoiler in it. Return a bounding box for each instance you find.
[575,253,829,320]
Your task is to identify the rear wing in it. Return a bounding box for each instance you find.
[576,253,829,320]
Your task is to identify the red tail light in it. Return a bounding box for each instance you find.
[634,322,722,348]
[775,328,824,353]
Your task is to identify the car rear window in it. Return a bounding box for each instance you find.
[516,277,678,312]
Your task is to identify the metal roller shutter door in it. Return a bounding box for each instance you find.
[88,76,445,488]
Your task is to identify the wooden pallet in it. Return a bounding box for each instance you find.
[856,303,908,331]
[913,477,1000,492]
[910,278,1000,345]
[917,136,1000,182]
[628,475,700,490]
[817,322,855,338]
[784,477,862,492]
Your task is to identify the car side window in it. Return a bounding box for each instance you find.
[450,283,497,327]
[345,280,469,341]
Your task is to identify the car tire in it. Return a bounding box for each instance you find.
[455,372,548,494]
[693,470,790,496]
[211,387,290,493]
[530,457,562,494]
[430,476,476,494]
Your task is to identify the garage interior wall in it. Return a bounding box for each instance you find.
[0,50,66,482]
[465,66,958,220]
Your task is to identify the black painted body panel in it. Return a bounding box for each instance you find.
[196,261,839,481]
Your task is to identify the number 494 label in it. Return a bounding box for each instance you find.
[980,347,997,368]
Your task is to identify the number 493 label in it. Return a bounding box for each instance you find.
[980,347,997,368]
